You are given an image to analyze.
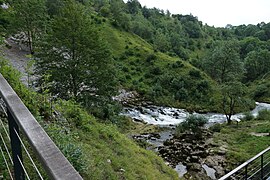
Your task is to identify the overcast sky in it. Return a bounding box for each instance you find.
[127,0,270,27]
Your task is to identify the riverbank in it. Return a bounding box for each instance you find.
[212,119,270,169]
[128,110,270,179]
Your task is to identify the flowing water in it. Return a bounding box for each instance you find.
[202,164,217,179]
[121,102,270,126]
[121,102,270,178]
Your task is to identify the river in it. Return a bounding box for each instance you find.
[122,102,270,178]
[121,102,270,126]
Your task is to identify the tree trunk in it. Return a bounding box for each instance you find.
[27,31,33,54]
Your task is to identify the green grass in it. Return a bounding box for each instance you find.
[99,22,219,111]
[213,120,270,169]
[0,58,178,179]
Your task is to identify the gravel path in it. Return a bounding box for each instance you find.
[1,38,31,84]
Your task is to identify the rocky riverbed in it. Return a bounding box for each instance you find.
[132,128,228,179]
[158,130,227,179]
[119,91,270,179]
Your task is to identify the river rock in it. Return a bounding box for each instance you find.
[189,163,202,171]
[133,118,144,123]
[214,165,225,177]
[190,156,199,163]
[217,150,226,155]
[4,39,12,49]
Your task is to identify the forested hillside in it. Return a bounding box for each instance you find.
[1,0,270,113]
[0,0,270,179]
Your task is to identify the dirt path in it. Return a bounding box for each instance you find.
[1,38,31,84]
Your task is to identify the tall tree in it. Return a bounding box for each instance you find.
[244,49,270,81]
[11,0,47,54]
[203,40,244,84]
[203,40,250,123]
[220,81,247,124]
[35,0,116,106]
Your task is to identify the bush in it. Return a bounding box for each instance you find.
[254,84,269,99]
[257,109,270,120]
[171,61,184,69]
[209,123,223,132]
[150,67,162,75]
[189,69,201,78]
[175,114,208,137]
[122,66,129,72]
[146,54,157,63]
[175,88,188,101]
[60,143,86,173]
[241,112,254,121]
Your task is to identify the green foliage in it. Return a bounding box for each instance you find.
[254,83,270,99]
[209,123,223,132]
[241,112,254,121]
[220,81,249,123]
[60,143,86,172]
[11,0,48,53]
[244,49,270,81]
[203,40,244,84]
[175,114,208,138]
[171,60,184,68]
[213,120,270,168]
[0,2,11,34]
[1,61,178,179]
[0,58,41,116]
[257,109,270,121]
[35,0,116,107]
[189,68,201,78]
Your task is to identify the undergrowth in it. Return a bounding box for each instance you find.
[0,58,178,179]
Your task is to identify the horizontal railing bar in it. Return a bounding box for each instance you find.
[219,146,270,180]
[0,73,82,180]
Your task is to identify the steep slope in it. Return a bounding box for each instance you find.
[0,59,178,179]
[100,22,218,111]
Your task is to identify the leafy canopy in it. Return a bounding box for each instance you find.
[35,0,116,107]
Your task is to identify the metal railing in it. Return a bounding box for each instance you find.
[219,146,270,180]
[0,73,83,179]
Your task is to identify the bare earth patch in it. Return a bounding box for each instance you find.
[250,132,270,137]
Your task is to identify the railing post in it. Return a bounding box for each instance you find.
[261,154,263,180]
[7,110,25,180]
[245,164,248,180]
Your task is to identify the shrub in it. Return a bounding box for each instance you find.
[241,112,254,121]
[189,69,201,78]
[175,114,208,138]
[122,66,129,72]
[196,80,210,93]
[171,60,184,68]
[146,54,157,63]
[125,75,131,80]
[60,143,86,173]
[125,49,135,56]
[253,84,268,99]
[257,109,270,120]
[150,67,162,75]
[253,84,270,99]
[209,123,223,132]
[175,88,188,101]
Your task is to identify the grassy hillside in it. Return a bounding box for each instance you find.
[0,59,178,179]
[99,22,219,111]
